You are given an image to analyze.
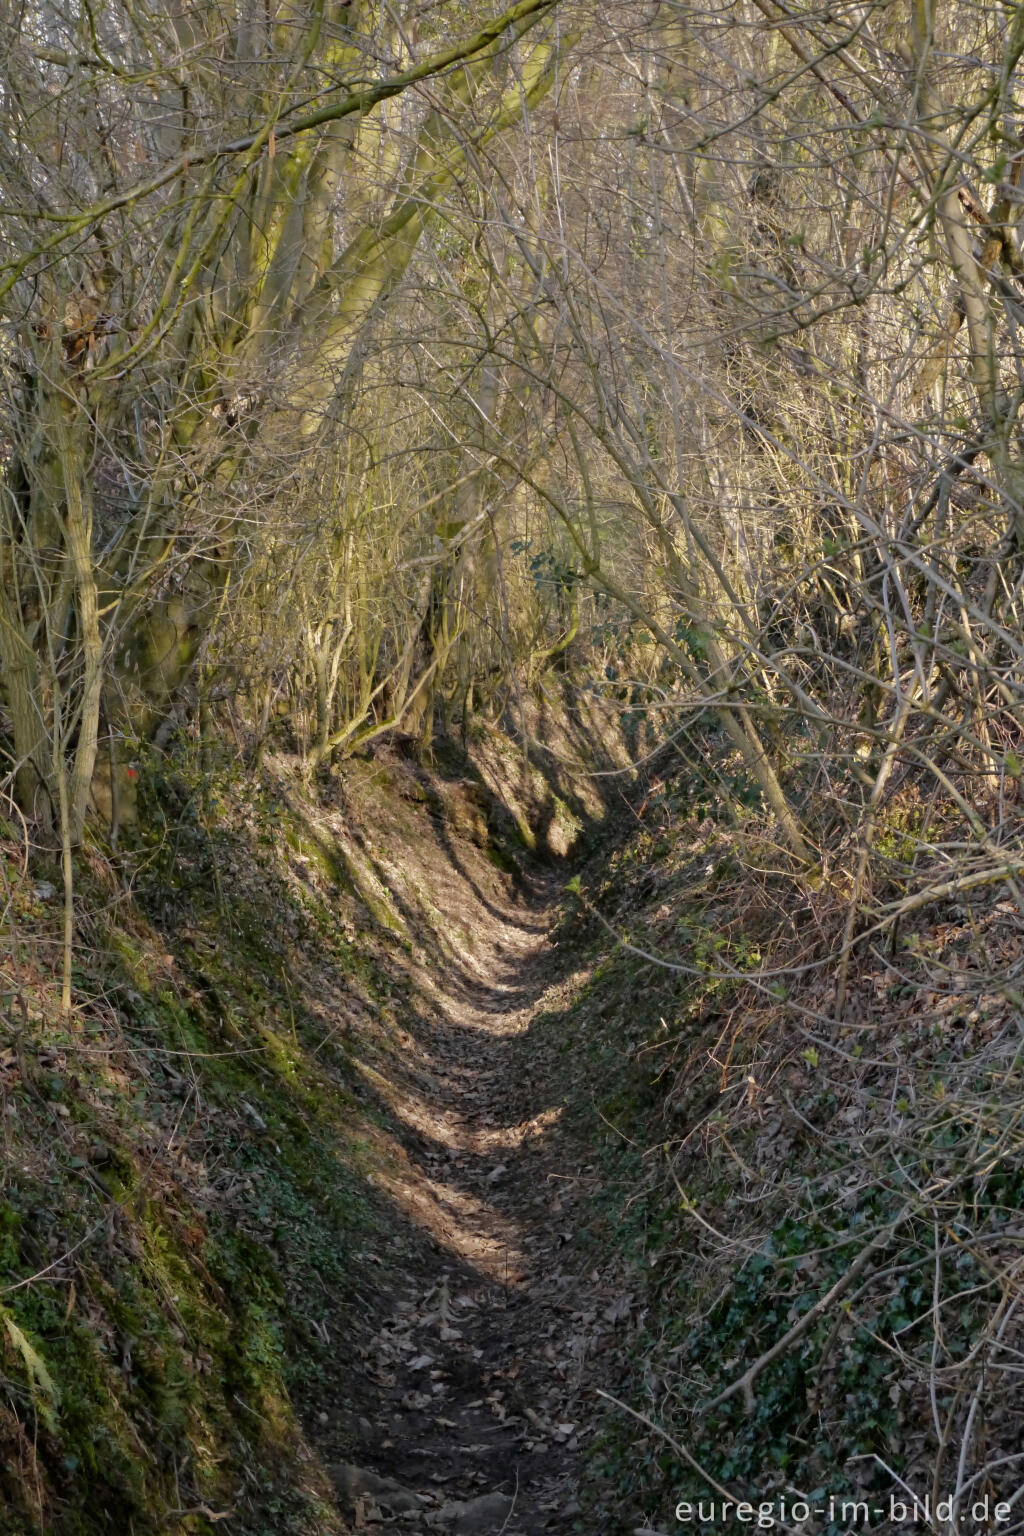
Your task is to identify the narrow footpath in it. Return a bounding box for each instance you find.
[315,858,620,1536]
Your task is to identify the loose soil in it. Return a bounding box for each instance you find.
[308,862,609,1535]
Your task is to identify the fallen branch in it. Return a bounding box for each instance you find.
[700,1203,915,1414]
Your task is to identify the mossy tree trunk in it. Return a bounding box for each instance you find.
[0,0,566,832]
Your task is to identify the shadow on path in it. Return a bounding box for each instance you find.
[309,844,601,1534]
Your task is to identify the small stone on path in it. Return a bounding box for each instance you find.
[443,1491,514,1534]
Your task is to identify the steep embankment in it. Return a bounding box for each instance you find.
[0,707,652,1536]
[9,707,1014,1536]
[536,774,1024,1534]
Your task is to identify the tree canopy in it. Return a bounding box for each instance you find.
[6,2,1024,1528]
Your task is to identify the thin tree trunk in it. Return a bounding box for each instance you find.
[52,404,103,845]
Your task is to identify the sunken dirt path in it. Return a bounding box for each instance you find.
[320,871,620,1536]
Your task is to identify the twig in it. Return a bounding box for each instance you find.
[596,1390,802,1536]
[596,1391,741,1506]
[701,1203,914,1413]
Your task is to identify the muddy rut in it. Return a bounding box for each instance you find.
[316,866,617,1536]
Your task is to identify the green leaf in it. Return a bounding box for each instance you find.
[2,1309,59,1429]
